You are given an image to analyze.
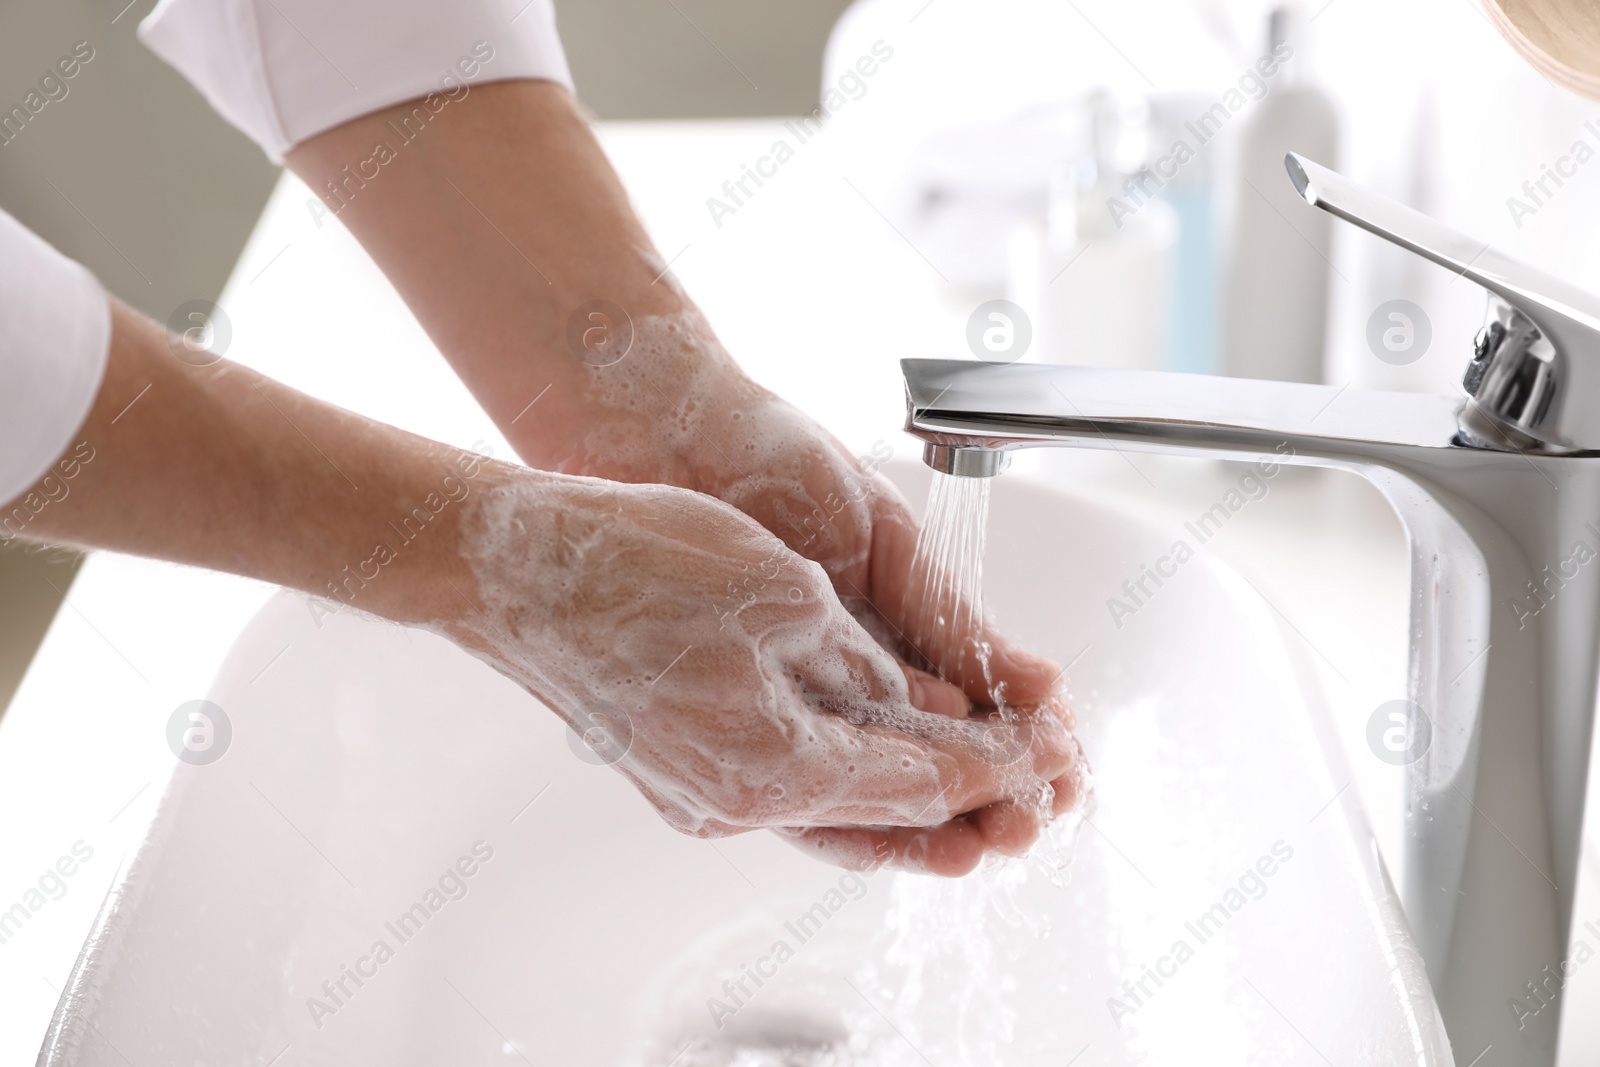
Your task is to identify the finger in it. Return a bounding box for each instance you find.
[972,797,1044,857]
[767,699,1086,846]
[981,631,1065,707]
[1050,770,1085,816]
[869,716,1053,821]
[899,663,972,719]
[1015,702,1082,783]
[789,616,1078,826]
[779,819,988,877]
[797,680,1017,822]
[828,642,971,721]
[954,701,1081,792]
[1046,732,1092,816]
[935,623,1062,710]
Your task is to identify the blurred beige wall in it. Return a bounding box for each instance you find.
[0,0,845,717]
[560,0,853,118]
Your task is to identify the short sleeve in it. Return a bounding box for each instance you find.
[138,0,574,163]
[0,209,110,506]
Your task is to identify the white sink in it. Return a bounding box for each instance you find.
[38,461,1450,1066]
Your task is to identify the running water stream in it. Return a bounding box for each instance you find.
[905,472,998,703]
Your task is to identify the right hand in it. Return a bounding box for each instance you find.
[438,469,1083,875]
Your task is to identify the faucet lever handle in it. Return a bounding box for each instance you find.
[1286,152,1600,452]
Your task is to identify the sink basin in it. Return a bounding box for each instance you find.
[38,461,1450,1066]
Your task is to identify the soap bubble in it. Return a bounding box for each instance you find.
[1366,699,1431,765]
[166,300,231,366]
[166,699,232,765]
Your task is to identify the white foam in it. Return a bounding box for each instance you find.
[432,312,1080,854]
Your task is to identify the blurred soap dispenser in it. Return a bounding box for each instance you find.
[1008,93,1176,370]
[1219,4,1339,383]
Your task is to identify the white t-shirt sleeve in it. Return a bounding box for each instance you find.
[0,209,110,508]
[137,0,574,163]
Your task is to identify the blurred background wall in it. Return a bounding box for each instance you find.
[0,0,843,715]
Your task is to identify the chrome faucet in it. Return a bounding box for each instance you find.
[904,154,1600,1066]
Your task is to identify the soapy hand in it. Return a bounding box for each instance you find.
[440,467,1080,875]
[508,306,1085,860]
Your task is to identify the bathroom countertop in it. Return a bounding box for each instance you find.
[0,120,1417,1064]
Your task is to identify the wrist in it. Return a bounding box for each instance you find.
[509,303,774,495]
[314,447,513,633]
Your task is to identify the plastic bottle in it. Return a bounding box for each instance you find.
[1219,5,1340,383]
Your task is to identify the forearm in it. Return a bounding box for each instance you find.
[5,298,487,628]
[285,80,726,483]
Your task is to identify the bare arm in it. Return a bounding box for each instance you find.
[6,298,1079,873]
[11,298,473,626]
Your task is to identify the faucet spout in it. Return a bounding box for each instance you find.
[903,358,1466,463]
